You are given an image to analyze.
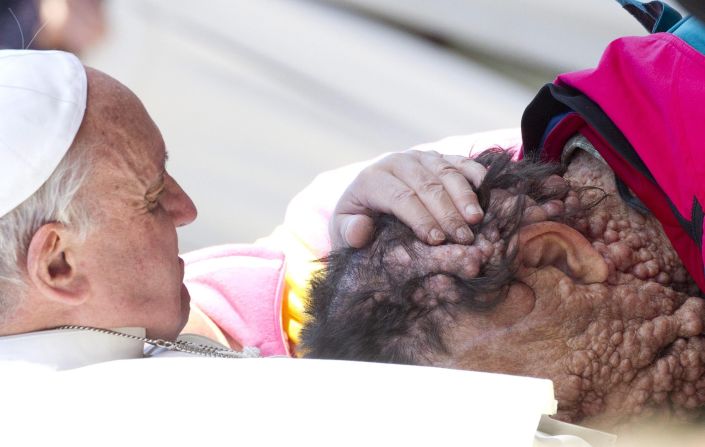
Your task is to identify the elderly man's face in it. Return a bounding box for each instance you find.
[71,69,197,340]
[303,150,705,428]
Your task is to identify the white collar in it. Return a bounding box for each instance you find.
[0,327,146,370]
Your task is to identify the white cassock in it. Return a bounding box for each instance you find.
[0,327,615,447]
[0,326,239,370]
[0,327,146,370]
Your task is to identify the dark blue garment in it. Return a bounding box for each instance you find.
[0,0,39,49]
[679,0,705,24]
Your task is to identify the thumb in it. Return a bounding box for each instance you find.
[331,214,376,249]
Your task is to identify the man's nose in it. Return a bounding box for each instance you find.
[163,174,198,227]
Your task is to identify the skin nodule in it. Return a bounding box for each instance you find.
[303,149,705,429]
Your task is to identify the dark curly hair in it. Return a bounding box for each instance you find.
[301,149,602,365]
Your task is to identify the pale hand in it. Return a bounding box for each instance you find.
[331,150,487,249]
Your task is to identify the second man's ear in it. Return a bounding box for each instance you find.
[517,221,608,284]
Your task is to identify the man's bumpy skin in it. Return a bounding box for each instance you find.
[540,154,705,426]
[307,151,572,362]
[303,150,705,429]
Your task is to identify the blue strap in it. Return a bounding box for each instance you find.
[538,112,570,148]
[616,0,683,33]
[669,15,705,55]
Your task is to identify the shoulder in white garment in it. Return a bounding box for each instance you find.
[0,326,144,370]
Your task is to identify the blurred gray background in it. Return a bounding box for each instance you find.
[82,0,664,252]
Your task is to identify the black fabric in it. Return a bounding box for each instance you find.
[522,83,654,182]
[617,0,683,33]
[694,198,704,248]
[615,177,651,215]
[521,84,571,161]
[621,2,664,31]
[676,196,705,246]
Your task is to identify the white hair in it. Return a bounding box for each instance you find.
[0,147,92,317]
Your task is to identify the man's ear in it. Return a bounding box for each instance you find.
[26,223,89,305]
[517,221,608,284]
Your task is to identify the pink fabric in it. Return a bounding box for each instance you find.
[182,244,289,357]
[557,34,705,220]
[555,34,705,291]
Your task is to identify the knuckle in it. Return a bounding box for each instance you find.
[350,171,371,189]
[418,180,445,196]
[401,149,422,158]
[442,220,470,240]
[413,218,437,232]
[421,149,441,157]
[387,152,406,161]
[358,163,389,181]
[435,163,461,179]
[391,187,419,203]
[379,153,402,166]
[461,189,479,201]
[438,211,464,227]
[357,162,376,175]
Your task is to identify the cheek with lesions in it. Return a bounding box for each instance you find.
[569,203,697,295]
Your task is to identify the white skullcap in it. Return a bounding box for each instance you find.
[0,50,87,218]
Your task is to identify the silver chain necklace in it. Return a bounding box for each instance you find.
[57,325,261,359]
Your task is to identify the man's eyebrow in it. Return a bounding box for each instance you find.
[163,150,169,168]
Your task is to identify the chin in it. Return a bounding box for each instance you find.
[148,285,191,341]
[151,311,190,341]
[178,283,191,326]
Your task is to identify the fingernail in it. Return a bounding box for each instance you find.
[430,229,445,243]
[456,226,473,243]
[465,204,482,218]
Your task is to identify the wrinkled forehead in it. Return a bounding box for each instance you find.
[79,67,166,176]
